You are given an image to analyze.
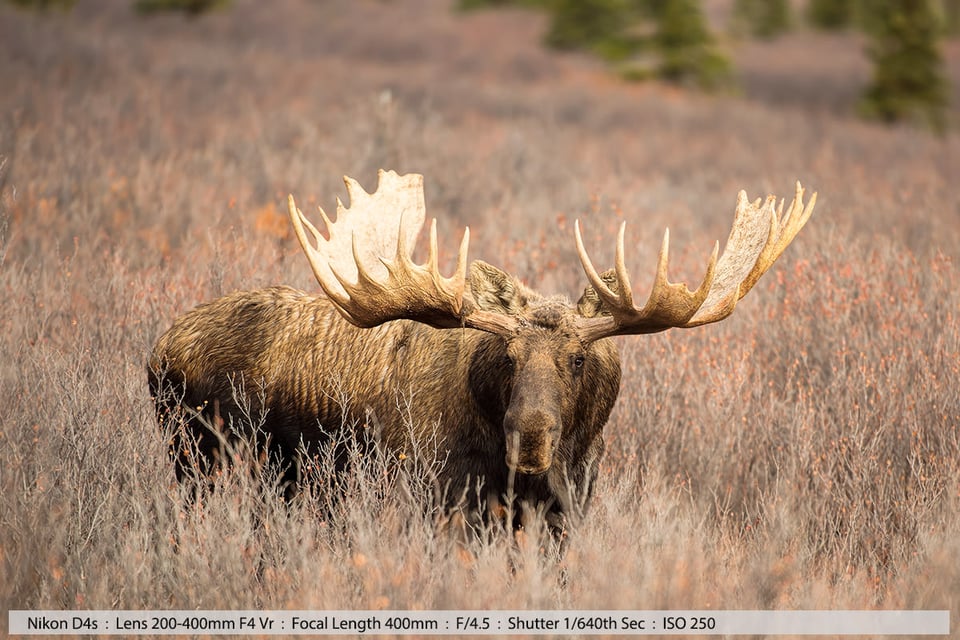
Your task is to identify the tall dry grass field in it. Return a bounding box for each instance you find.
[1,0,959,637]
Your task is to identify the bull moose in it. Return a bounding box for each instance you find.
[148,170,815,529]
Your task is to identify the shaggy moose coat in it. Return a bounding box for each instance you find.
[149,265,621,527]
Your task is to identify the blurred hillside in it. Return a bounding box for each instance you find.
[1,0,958,267]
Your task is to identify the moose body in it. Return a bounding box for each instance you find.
[150,170,814,528]
[149,282,620,524]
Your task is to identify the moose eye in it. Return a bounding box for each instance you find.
[572,354,585,370]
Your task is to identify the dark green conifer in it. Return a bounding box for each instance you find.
[655,0,732,89]
[543,0,638,61]
[733,0,791,39]
[859,0,949,133]
[134,0,231,15]
[807,0,857,30]
[3,0,75,10]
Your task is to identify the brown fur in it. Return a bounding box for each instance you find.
[148,262,621,529]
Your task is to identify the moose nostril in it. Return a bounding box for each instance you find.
[516,463,549,476]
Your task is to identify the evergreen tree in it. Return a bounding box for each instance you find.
[938,0,960,34]
[543,0,638,61]
[3,0,75,9]
[134,0,231,15]
[457,0,546,9]
[806,0,857,30]
[733,0,791,39]
[655,0,732,89]
[859,0,949,133]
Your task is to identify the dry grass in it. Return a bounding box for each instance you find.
[2,0,959,636]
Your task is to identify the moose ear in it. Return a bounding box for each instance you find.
[469,260,531,315]
[576,268,621,318]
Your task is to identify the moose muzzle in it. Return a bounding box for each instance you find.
[504,401,561,476]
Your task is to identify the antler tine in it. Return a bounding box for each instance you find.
[288,195,350,309]
[574,219,621,311]
[454,223,470,291]
[428,218,471,295]
[613,221,635,309]
[288,171,514,335]
[427,218,439,273]
[295,199,327,246]
[576,182,815,342]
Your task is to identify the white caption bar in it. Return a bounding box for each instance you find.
[8,610,949,636]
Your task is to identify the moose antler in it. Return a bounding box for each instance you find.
[288,170,518,334]
[575,182,816,342]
